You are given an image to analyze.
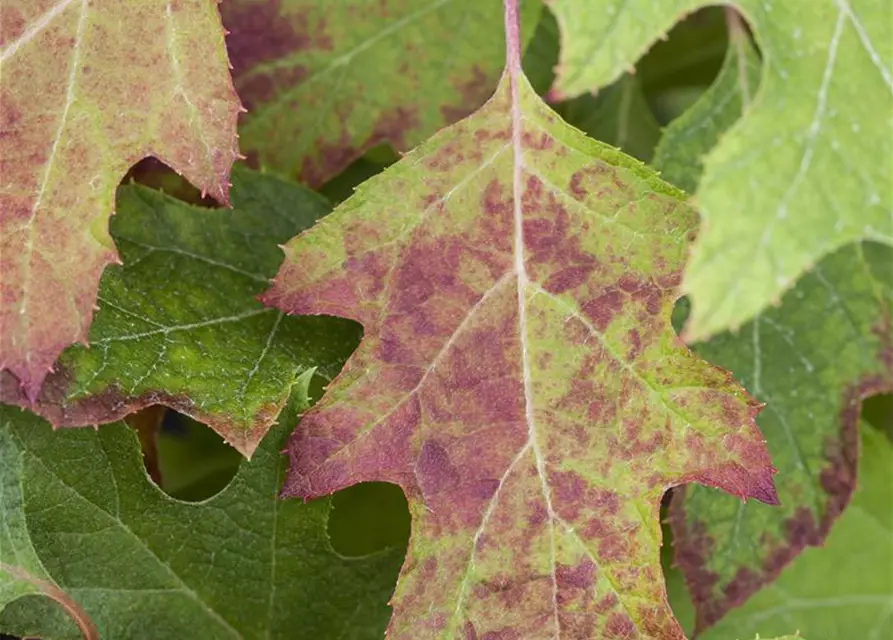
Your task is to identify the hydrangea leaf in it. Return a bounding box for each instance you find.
[651,34,893,632]
[0,0,242,399]
[0,379,403,639]
[262,5,776,637]
[671,241,893,632]
[221,0,541,187]
[696,424,892,640]
[548,0,893,340]
[0,168,361,457]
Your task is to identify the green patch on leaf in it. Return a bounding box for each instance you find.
[524,9,661,161]
[0,168,361,457]
[0,378,403,639]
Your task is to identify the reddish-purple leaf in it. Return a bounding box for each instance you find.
[263,2,777,637]
[0,0,241,399]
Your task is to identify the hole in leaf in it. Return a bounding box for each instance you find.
[327,482,411,557]
[862,393,893,442]
[127,406,242,502]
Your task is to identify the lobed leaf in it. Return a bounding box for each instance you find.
[222,0,541,186]
[695,424,891,640]
[263,6,776,637]
[0,0,242,399]
[0,168,361,457]
[652,33,893,632]
[548,0,893,340]
[0,379,402,639]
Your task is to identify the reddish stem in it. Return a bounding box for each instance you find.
[503,0,522,74]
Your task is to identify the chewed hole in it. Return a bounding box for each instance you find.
[126,406,241,502]
[327,482,411,557]
[862,393,893,441]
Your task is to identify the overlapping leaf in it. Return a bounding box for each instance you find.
[0,0,242,399]
[548,0,893,340]
[222,0,540,186]
[0,168,360,456]
[651,33,893,632]
[0,378,402,639]
[694,425,891,640]
[671,242,892,632]
[262,13,776,635]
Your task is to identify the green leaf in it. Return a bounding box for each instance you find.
[650,30,893,632]
[0,0,242,399]
[0,378,403,639]
[0,168,361,457]
[671,241,893,632]
[262,11,776,636]
[222,0,541,186]
[549,0,893,340]
[696,424,892,640]
[0,408,91,639]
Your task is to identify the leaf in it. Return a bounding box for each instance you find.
[548,0,893,340]
[0,168,361,457]
[671,241,893,632]
[557,75,661,163]
[0,0,242,399]
[221,0,541,187]
[653,26,762,194]
[0,378,403,639]
[696,424,892,640]
[650,32,893,632]
[0,413,95,639]
[262,7,776,637]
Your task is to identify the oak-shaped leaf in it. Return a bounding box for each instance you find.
[263,11,777,637]
[221,0,540,186]
[651,33,893,633]
[694,423,891,640]
[548,0,892,340]
[0,168,361,457]
[0,0,241,400]
[0,378,402,639]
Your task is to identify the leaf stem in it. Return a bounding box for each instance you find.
[503,0,522,74]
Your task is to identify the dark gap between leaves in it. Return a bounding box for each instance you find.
[327,482,411,557]
[863,393,893,442]
[127,406,241,502]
